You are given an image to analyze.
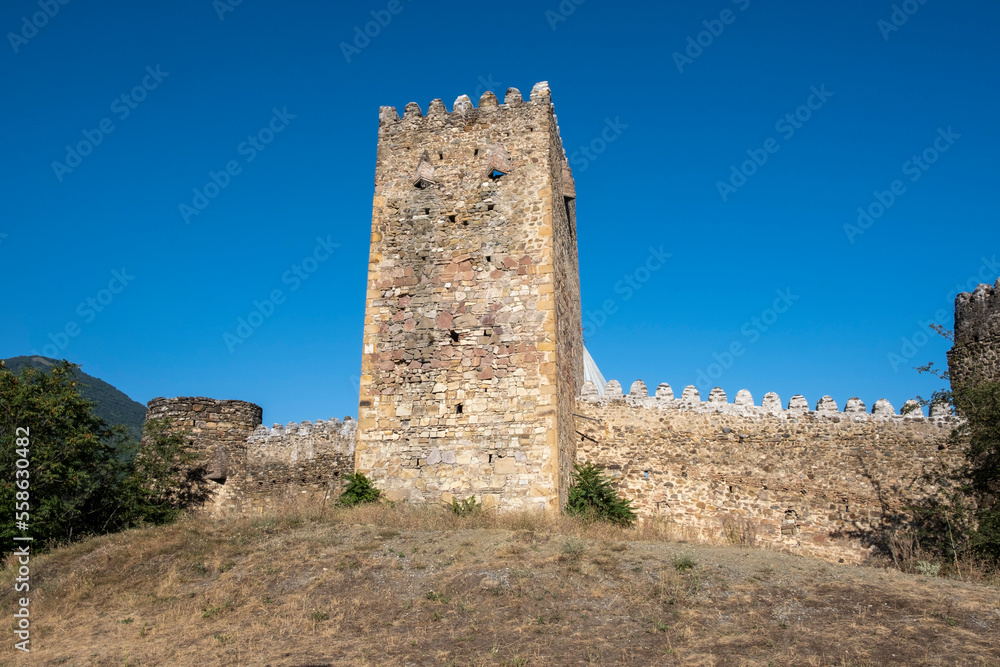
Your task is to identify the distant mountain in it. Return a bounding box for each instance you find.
[1,356,147,442]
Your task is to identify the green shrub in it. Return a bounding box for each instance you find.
[336,471,382,506]
[565,462,636,526]
[448,496,481,517]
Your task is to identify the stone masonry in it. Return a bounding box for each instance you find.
[576,381,961,563]
[140,83,1000,564]
[144,397,262,483]
[949,277,1000,388]
[355,82,584,510]
[144,397,354,514]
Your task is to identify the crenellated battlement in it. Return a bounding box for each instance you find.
[580,380,956,422]
[247,417,355,464]
[377,82,553,128]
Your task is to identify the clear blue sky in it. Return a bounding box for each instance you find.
[3,0,998,425]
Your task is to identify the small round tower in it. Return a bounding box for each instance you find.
[144,397,263,482]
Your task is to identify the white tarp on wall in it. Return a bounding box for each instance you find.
[583,345,606,396]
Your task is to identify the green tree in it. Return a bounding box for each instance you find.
[914,326,1000,564]
[951,380,1000,560]
[0,360,129,549]
[0,360,213,554]
[116,418,213,527]
[565,462,636,526]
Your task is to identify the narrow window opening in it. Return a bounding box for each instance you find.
[456,404,463,414]
[474,148,479,157]
[489,169,506,180]
[449,330,459,343]
[462,220,469,226]
[424,208,430,215]
[448,214,456,222]
[487,204,495,211]
[728,485,733,493]
[485,255,491,262]
[438,152,443,159]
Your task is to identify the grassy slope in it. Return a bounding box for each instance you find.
[2,506,998,667]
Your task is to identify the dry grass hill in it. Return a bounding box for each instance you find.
[2,505,998,666]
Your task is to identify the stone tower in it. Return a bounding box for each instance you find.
[355,82,583,510]
[949,278,1000,390]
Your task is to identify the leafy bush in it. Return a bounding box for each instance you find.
[565,462,636,526]
[0,360,208,555]
[448,496,481,517]
[951,380,1000,562]
[336,472,382,506]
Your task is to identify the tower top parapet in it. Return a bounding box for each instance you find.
[377,82,554,128]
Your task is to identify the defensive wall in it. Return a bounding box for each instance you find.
[139,80,998,565]
[145,397,354,515]
[145,383,961,562]
[574,380,960,563]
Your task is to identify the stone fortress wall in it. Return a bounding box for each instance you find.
[144,381,962,562]
[574,380,960,563]
[145,397,354,514]
[141,82,1000,564]
[949,278,1000,387]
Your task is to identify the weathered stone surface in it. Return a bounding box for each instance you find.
[845,397,866,414]
[144,397,261,483]
[629,380,648,398]
[815,396,838,413]
[574,394,961,563]
[144,398,355,515]
[872,398,895,418]
[949,278,1000,388]
[680,385,700,404]
[355,83,583,510]
[761,392,782,412]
